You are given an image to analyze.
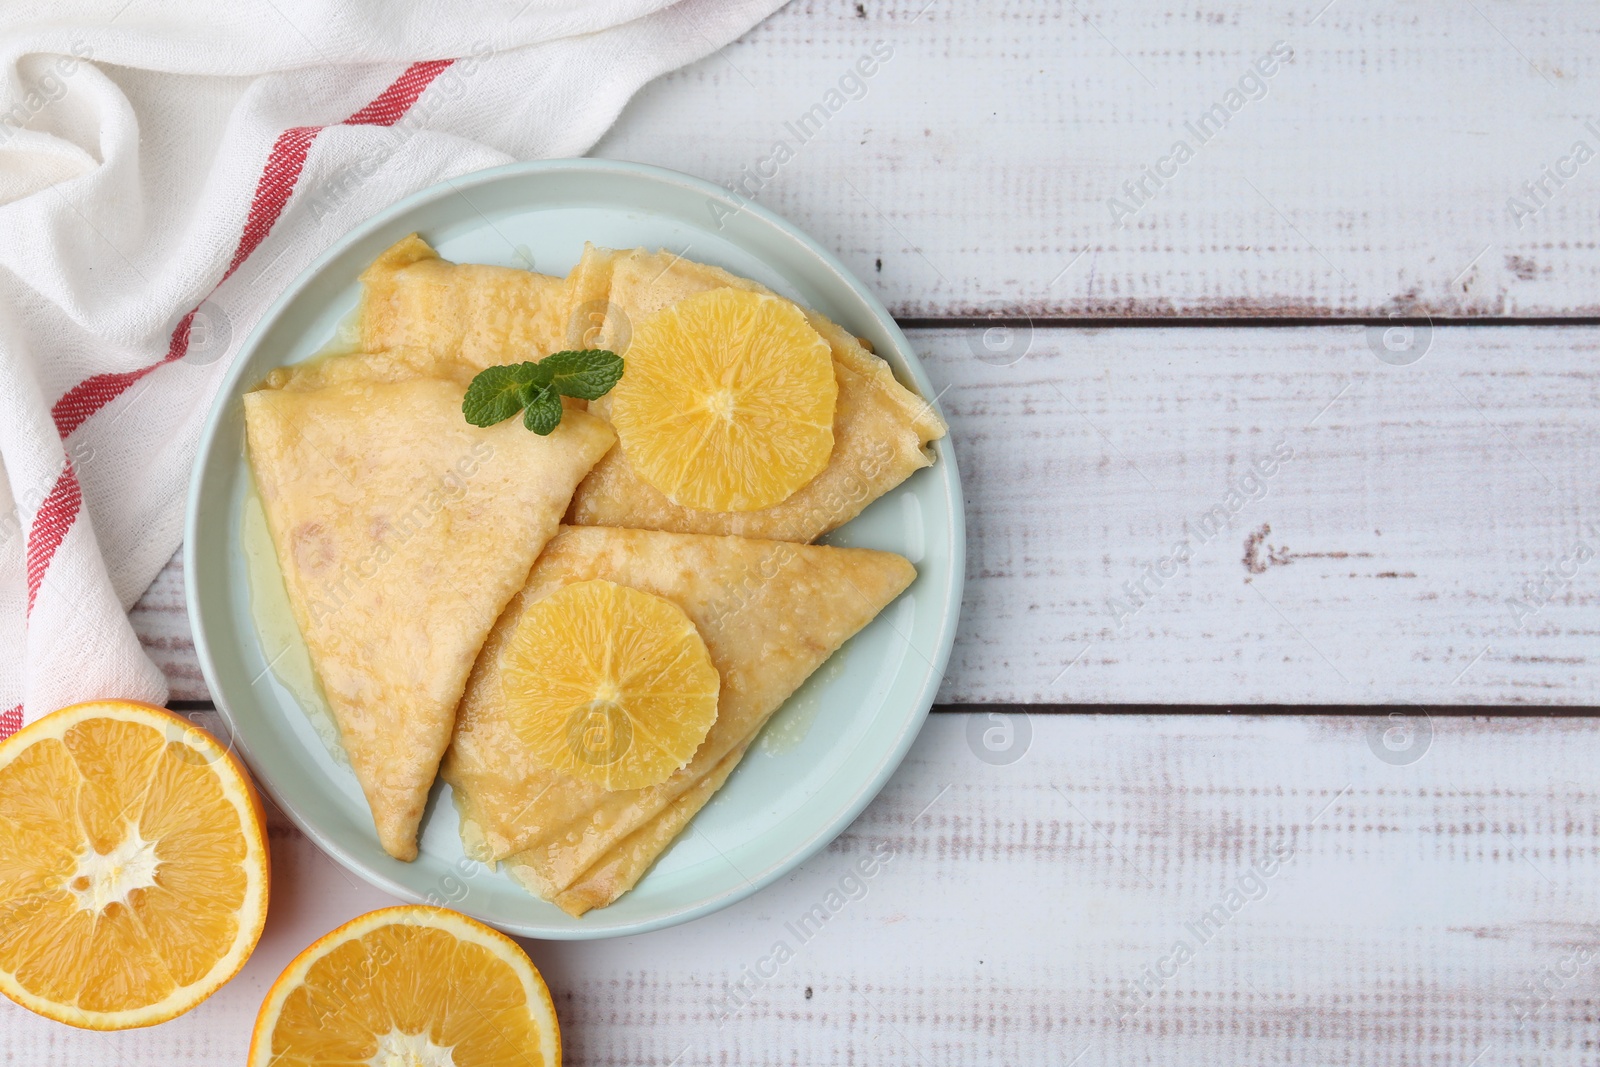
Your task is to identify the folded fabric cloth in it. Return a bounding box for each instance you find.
[0,0,782,734]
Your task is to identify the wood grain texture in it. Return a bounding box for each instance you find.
[7,713,1595,1064]
[129,552,205,700]
[926,324,1600,706]
[135,325,1600,706]
[593,0,1600,319]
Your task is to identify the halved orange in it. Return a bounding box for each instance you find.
[607,287,838,511]
[501,578,720,792]
[0,700,269,1029]
[249,905,561,1066]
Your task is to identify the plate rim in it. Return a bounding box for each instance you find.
[184,157,965,939]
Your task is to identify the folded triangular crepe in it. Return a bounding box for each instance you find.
[440,525,916,915]
[359,234,575,371]
[244,357,615,860]
[564,245,948,542]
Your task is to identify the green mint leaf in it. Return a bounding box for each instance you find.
[461,350,621,435]
[538,349,625,402]
[522,385,564,435]
[462,363,540,426]
[517,362,555,406]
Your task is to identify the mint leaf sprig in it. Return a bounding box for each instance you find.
[462,350,624,435]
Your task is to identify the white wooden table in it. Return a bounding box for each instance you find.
[35,2,1600,1062]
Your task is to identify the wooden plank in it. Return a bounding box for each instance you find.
[928,326,1600,710]
[9,713,1596,1064]
[923,324,1600,706]
[129,551,207,701]
[135,325,1600,706]
[593,0,1600,319]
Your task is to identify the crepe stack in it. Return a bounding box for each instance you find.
[246,234,943,913]
[357,237,947,541]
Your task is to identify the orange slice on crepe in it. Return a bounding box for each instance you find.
[608,288,838,511]
[500,578,720,792]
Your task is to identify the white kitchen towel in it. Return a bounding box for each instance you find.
[0,0,783,734]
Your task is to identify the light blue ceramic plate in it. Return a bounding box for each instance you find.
[185,159,963,939]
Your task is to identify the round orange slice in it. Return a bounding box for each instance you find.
[608,287,838,512]
[0,700,269,1030]
[501,578,720,791]
[248,905,561,1067]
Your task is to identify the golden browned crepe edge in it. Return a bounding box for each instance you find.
[357,232,441,354]
[523,741,750,916]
